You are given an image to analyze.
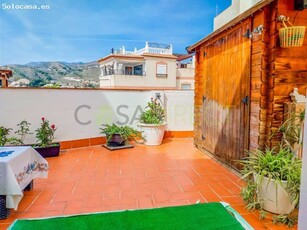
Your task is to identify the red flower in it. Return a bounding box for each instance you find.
[42,117,45,121]
[51,124,56,130]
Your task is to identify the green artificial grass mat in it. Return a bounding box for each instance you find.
[9,202,245,230]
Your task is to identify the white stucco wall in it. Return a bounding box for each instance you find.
[298,94,307,229]
[214,0,240,30]
[165,91,194,130]
[0,88,193,144]
[214,0,262,30]
[176,68,194,78]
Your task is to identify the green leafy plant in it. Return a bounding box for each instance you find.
[240,180,262,211]
[241,146,301,206]
[0,126,22,146]
[278,110,305,157]
[35,117,57,147]
[240,146,302,226]
[100,123,142,142]
[139,98,165,124]
[15,120,32,144]
[273,214,297,228]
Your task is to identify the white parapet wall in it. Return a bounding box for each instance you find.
[214,0,263,31]
[0,88,194,144]
[298,93,307,229]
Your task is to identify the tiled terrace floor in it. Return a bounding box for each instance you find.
[0,139,296,229]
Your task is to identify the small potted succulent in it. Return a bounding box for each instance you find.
[33,117,60,158]
[138,97,166,145]
[100,123,142,147]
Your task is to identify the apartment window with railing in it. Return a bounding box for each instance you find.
[156,62,167,78]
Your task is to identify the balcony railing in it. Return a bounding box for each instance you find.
[103,69,146,76]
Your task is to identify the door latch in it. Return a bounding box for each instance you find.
[242,96,249,104]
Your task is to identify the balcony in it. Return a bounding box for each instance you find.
[0,88,295,229]
[101,69,146,77]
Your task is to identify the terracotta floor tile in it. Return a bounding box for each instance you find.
[0,224,10,230]
[198,186,222,202]
[221,196,244,205]
[14,195,37,212]
[42,210,64,217]
[137,195,155,209]
[64,201,84,215]
[163,179,182,193]
[33,190,56,205]
[103,184,120,199]
[84,193,103,208]
[2,139,298,229]
[118,198,137,210]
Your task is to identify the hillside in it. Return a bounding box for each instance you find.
[2,61,100,88]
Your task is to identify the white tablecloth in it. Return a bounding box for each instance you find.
[0,146,49,210]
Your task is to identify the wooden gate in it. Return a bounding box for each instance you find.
[200,20,251,170]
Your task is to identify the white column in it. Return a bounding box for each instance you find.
[145,42,149,53]
[100,65,104,77]
[298,92,307,229]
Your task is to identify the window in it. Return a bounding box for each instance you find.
[181,83,191,90]
[156,62,167,78]
[133,65,143,75]
[125,66,132,75]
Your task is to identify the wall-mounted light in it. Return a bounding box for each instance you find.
[243,25,264,39]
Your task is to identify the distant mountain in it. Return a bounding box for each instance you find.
[2,61,100,87]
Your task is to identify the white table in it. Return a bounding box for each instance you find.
[0,146,49,210]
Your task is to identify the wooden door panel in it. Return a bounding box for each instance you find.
[201,20,251,170]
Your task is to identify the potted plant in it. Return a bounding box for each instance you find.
[0,126,22,146]
[240,145,301,228]
[241,146,301,214]
[100,123,142,147]
[138,97,166,145]
[33,117,60,158]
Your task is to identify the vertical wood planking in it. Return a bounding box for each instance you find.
[196,19,251,170]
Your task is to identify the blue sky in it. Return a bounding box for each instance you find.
[0,0,231,65]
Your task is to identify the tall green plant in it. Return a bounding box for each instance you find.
[139,98,165,124]
[15,120,32,144]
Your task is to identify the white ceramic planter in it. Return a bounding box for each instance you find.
[138,122,166,146]
[254,173,295,214]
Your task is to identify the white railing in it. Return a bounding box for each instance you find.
[147,47,172,54]
[135,48,146,55]
[112,42,173,56]
[123,51,135,55]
